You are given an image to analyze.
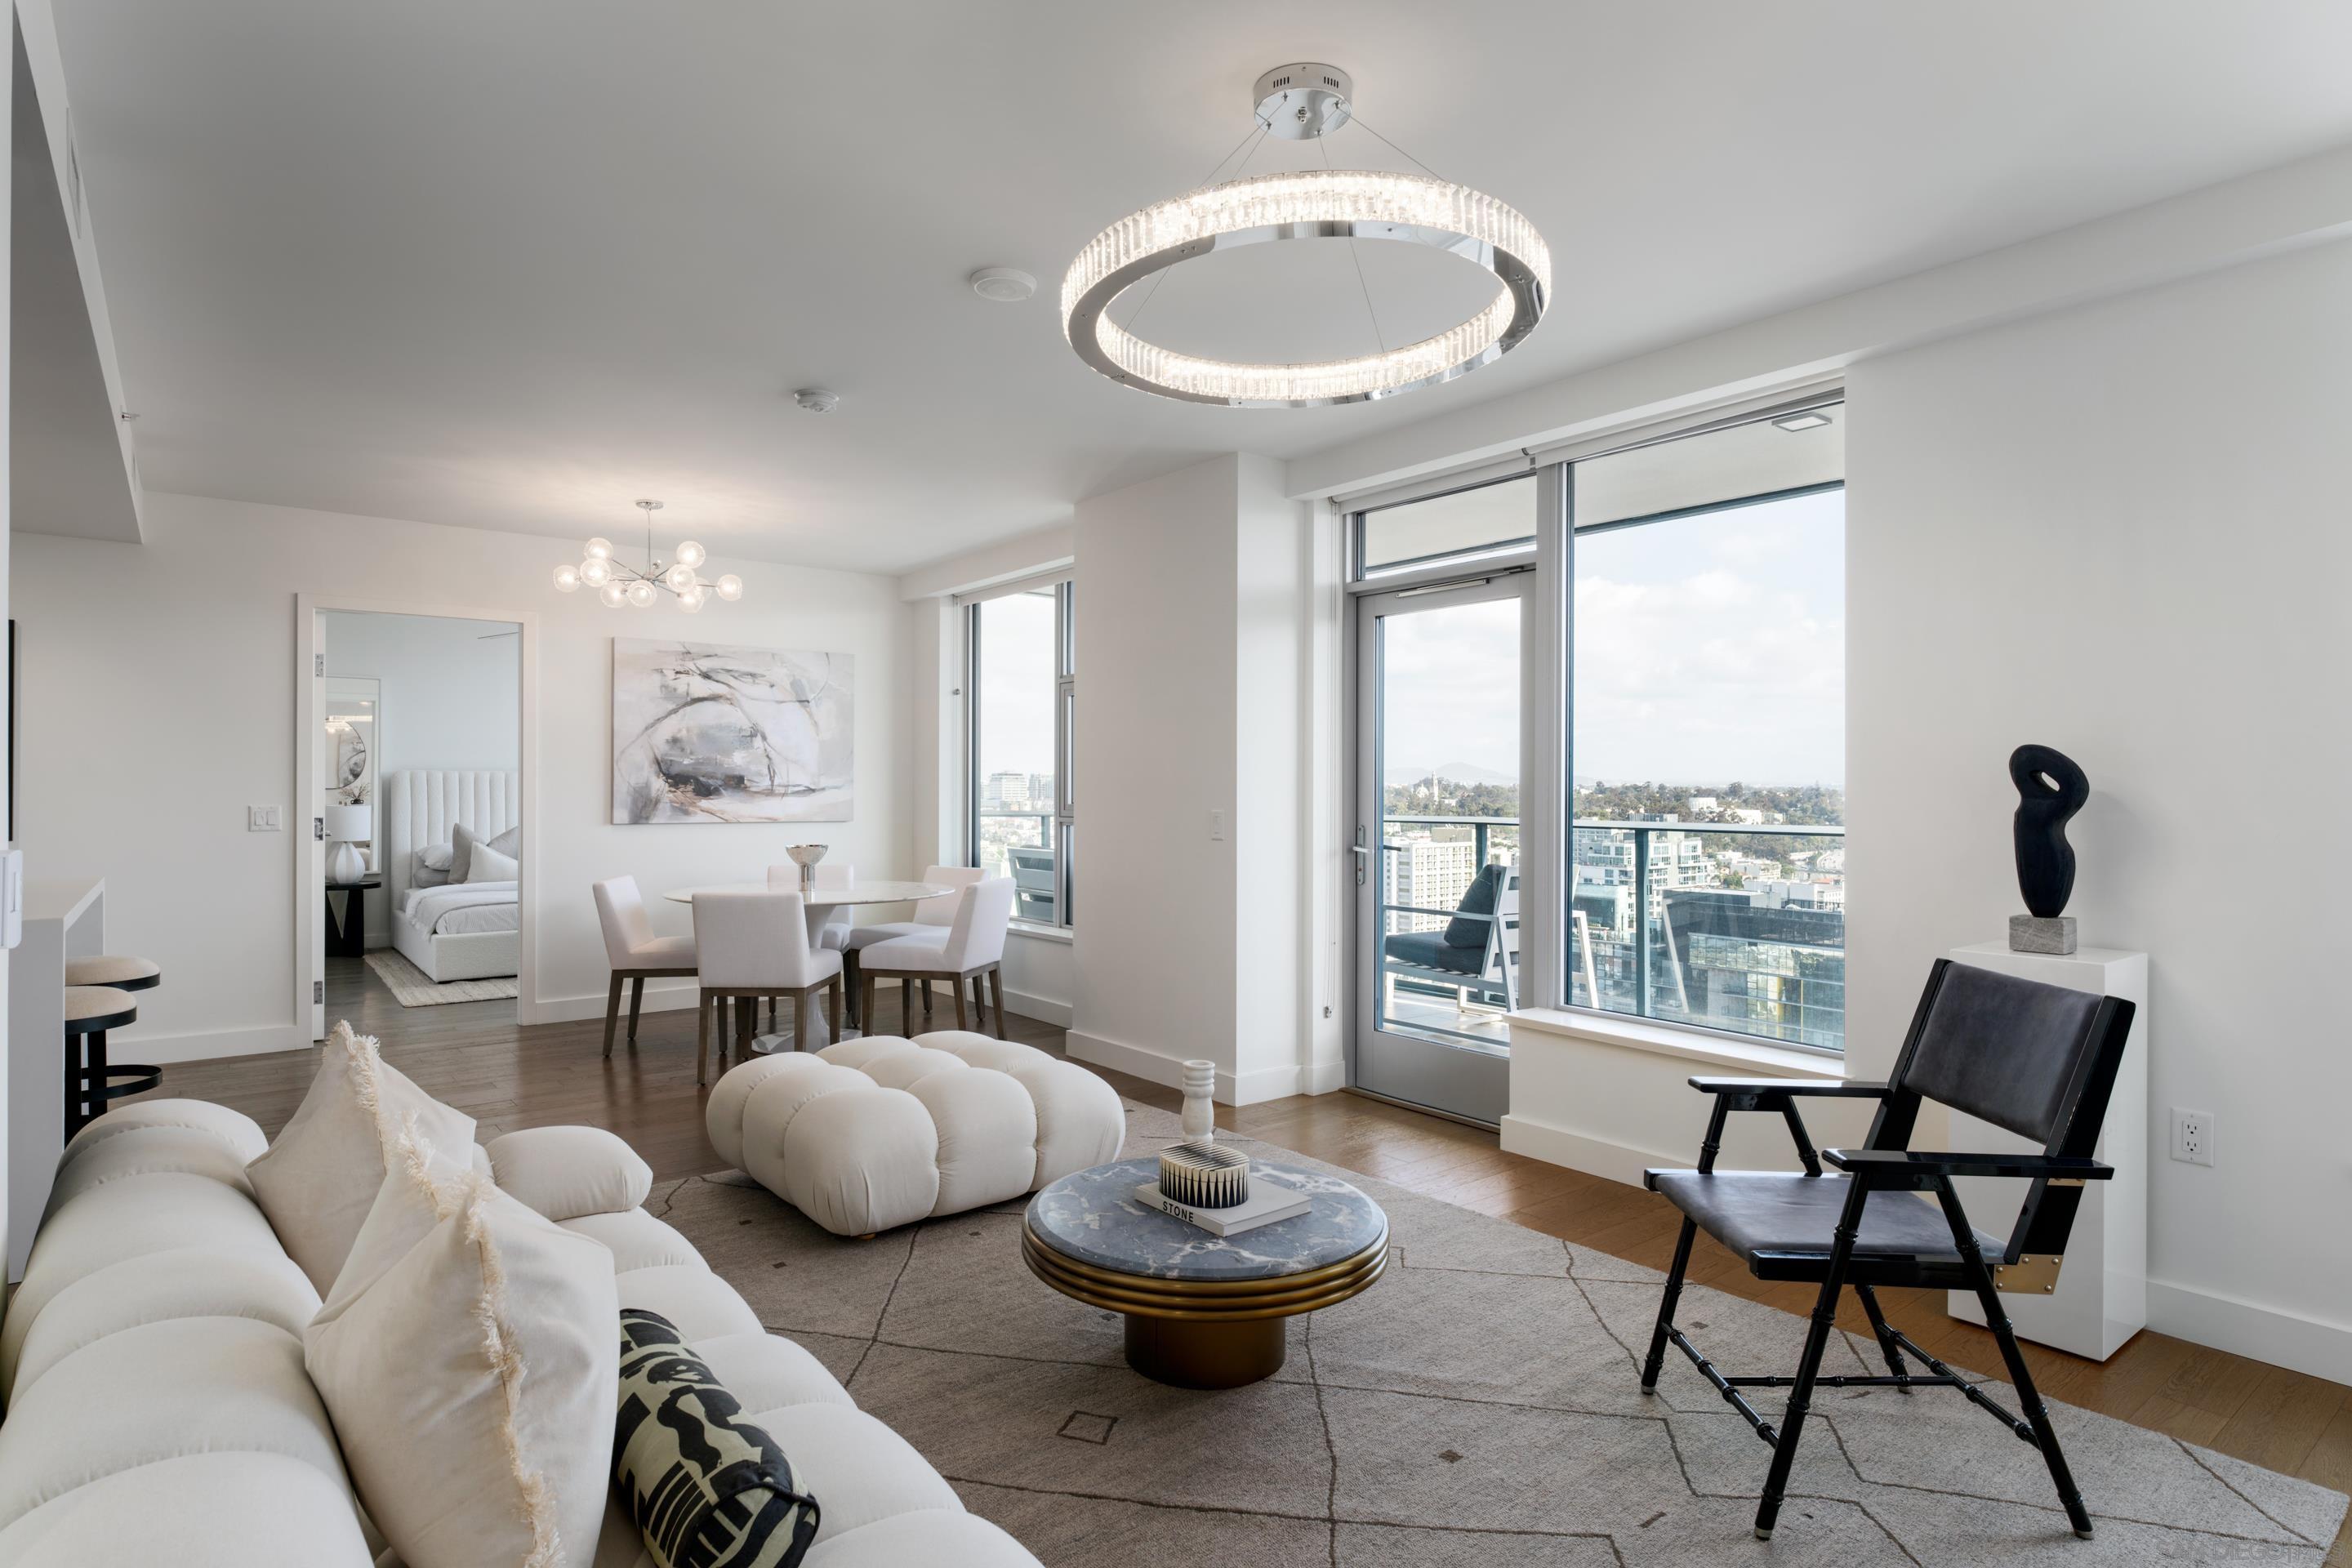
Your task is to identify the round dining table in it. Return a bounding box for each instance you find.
[663,879,951,1050]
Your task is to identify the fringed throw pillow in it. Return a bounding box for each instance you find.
[247,1020,476,1290]
[305,1153,617,1568]
[614,1309,820,1568]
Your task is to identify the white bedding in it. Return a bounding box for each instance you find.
[400,881,520,937]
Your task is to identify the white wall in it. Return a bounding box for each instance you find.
[1846,236,2352,1384]
[15,491,915,1061]
[1061,454,1323,1102]
[323,610,521,943]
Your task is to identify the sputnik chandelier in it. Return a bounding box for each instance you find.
[551,499,742,612]
[1062,63,1549,408]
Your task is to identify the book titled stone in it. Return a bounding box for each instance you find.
[1134,1181,1311,1237]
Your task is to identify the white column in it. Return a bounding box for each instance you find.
[1944,940,2147,1360]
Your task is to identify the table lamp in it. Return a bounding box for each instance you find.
[325,804,372,883]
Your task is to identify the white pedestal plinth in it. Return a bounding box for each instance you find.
[1944,941,2147,1361]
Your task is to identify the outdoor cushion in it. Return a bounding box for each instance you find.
[1443,862,1504,948]
[1383,929,1485,977]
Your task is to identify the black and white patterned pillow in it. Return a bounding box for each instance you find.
[614,1309,821,1568]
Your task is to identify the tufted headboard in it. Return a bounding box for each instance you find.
[384,769,521,907]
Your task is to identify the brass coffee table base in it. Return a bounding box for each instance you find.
[1022,1223,1389,1389]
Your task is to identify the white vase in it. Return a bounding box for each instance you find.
[327,841,367,883]
[1180,1059,1217,1143]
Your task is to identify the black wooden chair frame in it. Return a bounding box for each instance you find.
[1637,959,2135,1542]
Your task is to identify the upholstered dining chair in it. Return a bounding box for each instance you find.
[844,863,983,1021]
[856,876,1014,1039]
[765,862,853,1029]
[592,876,697,1058]
[1637,959,2136,1544]
[692,889,842,1083]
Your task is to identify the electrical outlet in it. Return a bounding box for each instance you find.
[2171,1107,2215,1166]
[248,805,282,832]
[1208,808,1227,841]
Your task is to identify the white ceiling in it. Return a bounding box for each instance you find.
[52,2,2352,574]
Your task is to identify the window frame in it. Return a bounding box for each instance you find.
[1335,386,1847,1062]
[964,575,1076,932]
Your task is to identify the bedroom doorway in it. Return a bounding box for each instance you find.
[303,607,528,1044]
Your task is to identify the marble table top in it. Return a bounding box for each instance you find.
[1025,1156,1387,1282]
[662,880,948,906]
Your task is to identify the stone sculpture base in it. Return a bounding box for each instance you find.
[2008,914,2078,955]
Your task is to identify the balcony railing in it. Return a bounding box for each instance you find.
[1379,813,1847,1053]
[977,808,1061,924]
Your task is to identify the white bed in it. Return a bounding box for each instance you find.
[385,768,521,982]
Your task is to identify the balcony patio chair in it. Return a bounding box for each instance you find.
[1006,844,1058,924]
[1380,862,1518,1013]
[1637,957,2136,1542]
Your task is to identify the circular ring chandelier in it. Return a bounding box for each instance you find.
[1062,65,1550,409]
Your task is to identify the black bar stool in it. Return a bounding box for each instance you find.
[64,985,159,1138]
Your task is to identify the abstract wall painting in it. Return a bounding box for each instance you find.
[611,638,853,824]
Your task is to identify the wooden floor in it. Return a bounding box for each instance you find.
[164,961,2350,1562]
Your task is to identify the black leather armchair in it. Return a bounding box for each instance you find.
[1637,958,2136,1543]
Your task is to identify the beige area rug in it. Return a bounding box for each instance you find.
[654,1100,2348,1566]
[361,948,519,1006]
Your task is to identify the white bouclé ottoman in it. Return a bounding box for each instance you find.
[705,1031,1126,1236]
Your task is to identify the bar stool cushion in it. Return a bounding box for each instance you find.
[704,1032,1123,1236]
[64,956,160,991]
[246,1022,476,1292]
[62,987,136,1031]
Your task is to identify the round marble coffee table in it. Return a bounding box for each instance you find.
[1022,1156,1388,1388]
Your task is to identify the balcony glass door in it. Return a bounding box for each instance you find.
[1354,572,1526,1124]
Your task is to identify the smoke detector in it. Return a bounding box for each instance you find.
[969,266,1037,303]
[793,388,840,414]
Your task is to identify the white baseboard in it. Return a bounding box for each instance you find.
[1063,1030,1327,1106]
[532,978,702,1027]
[133,1023,314,1066]
[2147,1278,2352,1387]
[1000,986,1072,1029]
[1499,1112,1677,1189]
[1303,1056,1348,1096]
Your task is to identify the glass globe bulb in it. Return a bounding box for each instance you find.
[677,587,706,614]
[626,579,658,608]
[551,564,581,592]
[598,581,627,608]
[584,537,614,561]
[577,557,612,588]
[715,573,744,601]
[665,563,697,592]
[674,540,706,569]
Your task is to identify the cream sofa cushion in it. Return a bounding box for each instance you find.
[0,1316,352,1532]
[488,1125,653,1221]
[247,1021,476,1290]
[0,1452,373,1567]
[305,1164,617,1568]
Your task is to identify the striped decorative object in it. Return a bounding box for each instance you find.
[1157,1141,1251,1210]
[614,1309,821,1567]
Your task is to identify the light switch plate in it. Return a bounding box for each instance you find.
[249,805,282,831]
[1208,808,1227,841]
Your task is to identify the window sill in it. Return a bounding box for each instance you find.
[1006,920,1074,946]
[1507,1007,1846,1079]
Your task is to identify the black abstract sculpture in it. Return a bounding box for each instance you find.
[2009,745,2088,918]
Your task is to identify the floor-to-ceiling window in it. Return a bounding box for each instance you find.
[967,578,1075,928]
[1566,405,1846,1050]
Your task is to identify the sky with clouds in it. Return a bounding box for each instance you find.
[977,487,1846,791]
[1384,488,1846,787]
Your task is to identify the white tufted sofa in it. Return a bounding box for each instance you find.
[0,1098,1040,1567]
[706,1031,1126,1236]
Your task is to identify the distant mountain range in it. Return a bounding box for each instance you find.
[1385,761,1518,788]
